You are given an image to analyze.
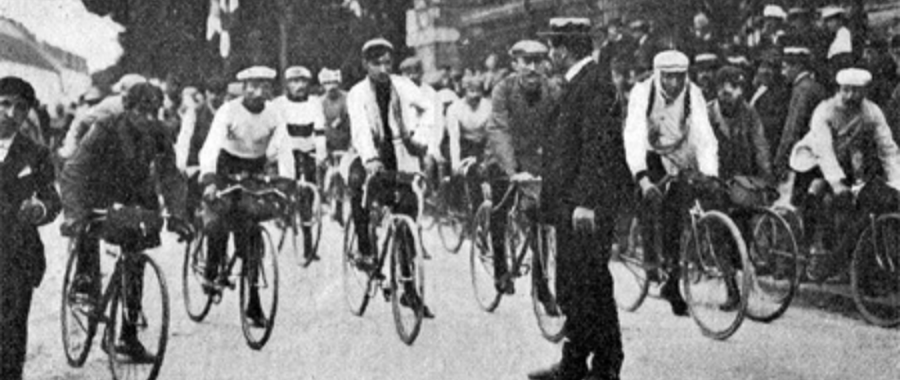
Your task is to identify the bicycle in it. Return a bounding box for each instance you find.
[342,171,428,345]
[323,150,349,225]
[61,207,170,380]
[469,172,566,343]
[428,157,481,253]
[278,170,323,267]
[181,173,287,349]
[609,174,752,340]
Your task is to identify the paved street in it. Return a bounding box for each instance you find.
[21,218,900,380]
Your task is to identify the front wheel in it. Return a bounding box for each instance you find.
[239,225,279,350]
[470,202,502,312]
[851,214,900,327]
[106,254,170,380]
[609,215,651,312]
[682,211,751,340]
[390,216,426,345]
[61,238,98,367]
[531,224,566,343]
[746,208,800,322]
[182,231,213,322]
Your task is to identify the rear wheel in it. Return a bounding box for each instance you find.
[390,217,426,345]
[531,224,566,343]
[851,214,900,327]
[470,202,502,312]
[746,208,800,322]
[61,238,98,367]
[106,254,169,380]
[342,217,371,316]
[239,226,278,350]
[182,231,213,322]
[682,211,751,340]
[610,215,651,312]
[438,213,464,253]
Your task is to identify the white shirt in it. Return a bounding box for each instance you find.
[828,26,853,59]
[0,134,15,162]
[565,56,594,82]
[198,98,295,179]
[272,95,326,162]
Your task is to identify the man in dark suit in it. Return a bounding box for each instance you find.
[530,18,633,380]
[0,77,62,380]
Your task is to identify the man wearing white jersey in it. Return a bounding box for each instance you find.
[272,65,326,265]
[198,66,295,326]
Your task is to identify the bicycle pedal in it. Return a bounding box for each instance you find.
[382,287,392,302]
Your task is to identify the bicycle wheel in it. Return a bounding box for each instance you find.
[342,217,371,316]
[682,210,751,340]
[106,254,169,380]
[182,231,213,322]
[609,215,651,312]
[470,202,503,312]
[239,225,279,350]
[746,208,800,322]
[307,188,323,259]
[531,224,566,342]
[61,238,98,367]
[390,216,426,345]
[438,211,465,253]
[851,214,900,327]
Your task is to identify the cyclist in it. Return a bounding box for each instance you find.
[59,82,190,362]
[0,77,62,380]
[399,57,444,192]
[319,68,351,223]
[445,75,490,208]
[347,38,434,318]
[778,68,900,282]
[623,50,720,316]
[198,66,295,327]
[486,39,561,294]
[272,65,326,265]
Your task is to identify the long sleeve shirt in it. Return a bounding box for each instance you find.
[272,95,326,163]
[623,77,719,178]
[791,96,900,190]
[446,97,491,169]
[708,100,772,180]
[198,98,295,180]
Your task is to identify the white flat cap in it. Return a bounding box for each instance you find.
[820,6,846,19]
[361,38,394,54]
[763,5,787,19]
[284,66,312,80]
[112,73,147,94]
[318,68,342,83]
[236,66,276,81]
[653,50,690,72]
[836,68,872,87]
[508,40,548,57]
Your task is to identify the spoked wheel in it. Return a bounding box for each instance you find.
[682,211,751,340]
[183,231,213,322]
[106,254,170,380]
[470,202,503,312]
[746,208,800,322]
[61,238,98,367]
[609,215,651,312]
[531,224,566,342]
[239,225,279,350]
[342,217,372,316]
[390,217,426,345]
[851,214,900,327]
[438,211,465,253]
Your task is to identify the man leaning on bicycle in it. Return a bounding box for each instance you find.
[776,68,900,282]
[346,38,435,318]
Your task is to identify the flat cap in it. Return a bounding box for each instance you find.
[715,65,747,86]
[694,53,720,69]
[820,6,846,20]
[763,5,787,19]
[538,17,591,37]
[361,38,394,54]
[508,40,548,57]
[782,46,812,63]
[653,50,690,72]
[236,66,276,81]
[318,68,342,83]
[399,57,422,71]
[835,68,872,87]
[112,73,148,94]
[284,66,312,80]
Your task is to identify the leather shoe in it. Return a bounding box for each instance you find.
[527,364,561,380]
[661,279,689,317]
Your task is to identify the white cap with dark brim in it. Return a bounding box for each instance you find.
[361,38,394,54]
[820,6,846,20]
[284,66,312,80]
[112,73,148,94]
[836,68,872,87]
[763,5,788,19]
[508,40,549,57]
[318,68,342,83]
[653,50,690,72]
[236,66,277,81]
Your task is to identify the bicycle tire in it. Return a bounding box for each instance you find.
[60,238,97,367]
[610,215,651,312]
[182,231,213,322]
[470,202,503,312]
[106,254,170,380]
[342,217,371,316]
[239,225,279,350]
[851,214,900,327]
[390,216,426,345]
[531,224,566,343]
[746,208,800,323]
[682,210,751,340]
[438,213,465,253]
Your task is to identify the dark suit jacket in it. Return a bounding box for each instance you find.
[0,134,61,288]
[542,61,635,225]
